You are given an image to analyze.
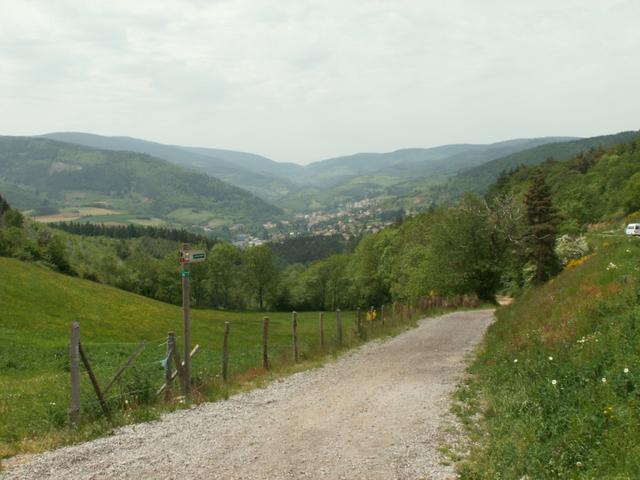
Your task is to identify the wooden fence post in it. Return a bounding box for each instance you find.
[172,346,186,394]
[356,307,361,335]
[165,332,175,402]
[222,321,230,381]
[292,311,299,362]
[336,309,343,346]
[69,322,81,427]
[182,262,191,396]
[78,343,111,421]
[262,317,269,370]
[380,304,385,326]
[319,312,324,348]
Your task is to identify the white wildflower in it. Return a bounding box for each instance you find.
[548,356,553,361]
[624,368,629,374]
[601,377,607,383]
[551,379,557,385]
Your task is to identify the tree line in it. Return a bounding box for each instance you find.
[0,194,72,274]
[50,221,216,248]
[0,172,581,311]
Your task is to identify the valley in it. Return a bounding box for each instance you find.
[2,3,639,477]
[0,129,636,248]
[2,131,640,478]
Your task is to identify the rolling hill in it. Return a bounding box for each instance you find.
[41,132,298,202]
[299,138,576,187]
[275,138,579,210]
[36,131,638,216]
[393,130,640,209]
[41,132,577,212]
[0,136,282,228]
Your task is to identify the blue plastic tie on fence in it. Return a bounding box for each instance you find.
[160,355,169,370]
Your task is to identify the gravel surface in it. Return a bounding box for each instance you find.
[3,309,494,480]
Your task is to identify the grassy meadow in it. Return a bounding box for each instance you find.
[454,234,640,478]
[0,256,417,460]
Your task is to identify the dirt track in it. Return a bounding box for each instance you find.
[2,309,494,480]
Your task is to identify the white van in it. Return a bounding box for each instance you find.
[626,223,640,236]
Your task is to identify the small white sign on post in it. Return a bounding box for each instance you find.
[179,250,206,264]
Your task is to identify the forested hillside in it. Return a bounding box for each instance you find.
[42,132,300,202]
[41,132,574,213]
[412,130,639,207]
[276,138,575,211]
[0,136,281,227]
[487,137,640,231]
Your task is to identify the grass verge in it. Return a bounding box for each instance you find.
[452,235,640,478]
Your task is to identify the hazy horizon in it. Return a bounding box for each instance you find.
[1,1,639,165]
[32,130,590,166]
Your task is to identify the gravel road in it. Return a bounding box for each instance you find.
[3,309,494,480]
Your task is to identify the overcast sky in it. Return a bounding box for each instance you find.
[0,0,638,164]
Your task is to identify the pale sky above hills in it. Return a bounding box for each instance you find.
[0,0,638,164]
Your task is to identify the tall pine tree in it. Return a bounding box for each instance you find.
[524,169,559,283]
[0,193,10,217]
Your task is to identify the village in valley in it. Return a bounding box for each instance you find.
[227,198,406,248]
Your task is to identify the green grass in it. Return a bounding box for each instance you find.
[0,257,418,460]
[77,213,168,226]
[454,235,640,478]
[166,208,218,225]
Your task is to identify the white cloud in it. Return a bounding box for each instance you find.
[0,0,638,163]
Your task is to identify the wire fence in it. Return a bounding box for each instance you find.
[1,294,479,440]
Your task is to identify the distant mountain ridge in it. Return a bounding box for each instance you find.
[40,132,579,211]
[410,130,640,207]
[41,132,296,202]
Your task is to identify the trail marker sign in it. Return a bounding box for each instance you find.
[179,250,206,264]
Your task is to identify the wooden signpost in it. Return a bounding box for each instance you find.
[179,246,206,396]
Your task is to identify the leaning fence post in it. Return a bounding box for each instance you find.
[292,311,299,362]
[336,308,343,346]
[222,321,230,381]
[165,332,175,402]
[69,322,81,427]
[319,312,325,348]
[78,343,111,421]
[262,317,269,370]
